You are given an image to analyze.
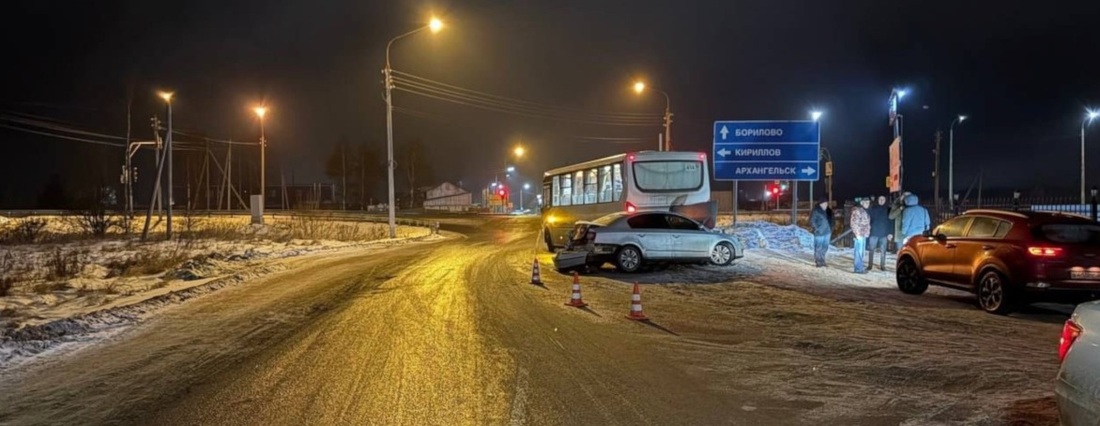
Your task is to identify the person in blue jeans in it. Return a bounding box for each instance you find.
[850,198,872,274]
[810,198,832,267]
[866,195,894,271]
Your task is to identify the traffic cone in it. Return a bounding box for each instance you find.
[564,272,588,307]
[625,283,648,320]
[530,258,543,285]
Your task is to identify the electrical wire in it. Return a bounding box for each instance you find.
[392,78,660,125]
[391,70,661,119]
[0,123,125,148]
[394,85,661,127]
[0,114,129,141]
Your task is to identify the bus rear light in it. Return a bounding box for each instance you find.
[627,154,635,162]
[625,202,637,213]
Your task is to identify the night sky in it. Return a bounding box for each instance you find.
[3,0,1100,208]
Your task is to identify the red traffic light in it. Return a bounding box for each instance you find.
[771,185,780,194]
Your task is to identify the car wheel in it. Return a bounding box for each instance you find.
[615,246,643,273]
[977,270,1014,314]
[710,242,735,266]
[896,257,928,295]
[543,228,555,252]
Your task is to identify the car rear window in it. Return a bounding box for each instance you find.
[1033,224,1100,244]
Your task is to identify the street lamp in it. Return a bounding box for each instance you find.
[383,16,444,238]
[633,80,673,151]
[158,91,174,240]
[948,114,967,210]
[253,106,267,201]
[521,182,531,212]
[809,110,823,205]
[514,145,525,158]
[1083,109,1100,204]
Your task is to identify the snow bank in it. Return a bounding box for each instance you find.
[721,221,814,252]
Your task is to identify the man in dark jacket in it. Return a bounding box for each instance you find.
[810,198,832,267]
[867,195,893,271]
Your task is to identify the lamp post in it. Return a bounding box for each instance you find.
[384,16,443,238]
[948,114,967,210]
[1082,110,1099,204]
[633,81,672,151]
[809,110,823,204]
[253,106,267,198]
[158,91,174,240]
[521,183,530,212]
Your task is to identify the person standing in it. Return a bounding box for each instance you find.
[810,198,832,267]
[888,192,909,251]
[850,198,872,274]
[867,195,893,271]
[900,193,932,244]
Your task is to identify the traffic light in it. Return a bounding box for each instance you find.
[780,182,788,191]
[498,185,507,198]
[769,184,781,195]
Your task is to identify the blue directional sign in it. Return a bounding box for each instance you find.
[712,120,820,181]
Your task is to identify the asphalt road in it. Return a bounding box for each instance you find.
[0,217,777,425]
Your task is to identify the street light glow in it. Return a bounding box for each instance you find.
[810,111,823,121]
[958,114,967,122]
[1088,109,1099,121]
[514,146,525,158]
[158,91,174,102]
[523,183,530,190]
[633,81,646,94]
[506,166,516,173]
[429,17,443,33]
[895,89,908,99]
[254,106,267,119]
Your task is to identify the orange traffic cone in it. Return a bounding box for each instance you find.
[625,283,648,320]
[564,272,588,307]
[530,259,543,285]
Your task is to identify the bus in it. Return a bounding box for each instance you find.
[540,151,715,250]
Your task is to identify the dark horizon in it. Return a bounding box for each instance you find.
[3,0,1100,208]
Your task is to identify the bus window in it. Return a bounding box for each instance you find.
[633,161,703,192]
[560,174,572,206]
[612,163,623,201]
[585,168,598,204]
[551,175,561,207]
[599,165,612,203]
[572,171,584,205]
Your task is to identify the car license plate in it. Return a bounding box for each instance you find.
[1070,270,1100,280]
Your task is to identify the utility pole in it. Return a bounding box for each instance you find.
[341,143,347,210]
[162,94,174,241]
[933,130,942,211]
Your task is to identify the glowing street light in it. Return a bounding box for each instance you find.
[1082,109,1100,203]
[632,80,672,151]
[253,106,268,204]
[383,15,445,237]
[810,110,823,121]
[948,114,967,210]
[514,145,525,158]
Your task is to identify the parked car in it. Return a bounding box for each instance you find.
[552,211,743,273]
[1056,300,1100,425]
[895,209,1100,314]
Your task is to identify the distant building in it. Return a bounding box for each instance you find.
[423,182,472,212]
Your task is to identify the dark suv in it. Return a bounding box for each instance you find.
[896,209,1100,314]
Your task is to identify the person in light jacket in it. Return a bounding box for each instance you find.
[850,198,872,274]
[900,193,931,244]
[810,198,832,267]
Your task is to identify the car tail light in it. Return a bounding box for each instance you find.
[1028,246,1064,257]
[625,201,637,213]
[1059,319,1082,362]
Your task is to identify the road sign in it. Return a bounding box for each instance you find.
[713,120,820,181]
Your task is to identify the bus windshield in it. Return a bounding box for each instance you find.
[633,161,703,192]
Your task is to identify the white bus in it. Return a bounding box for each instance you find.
[540,151,715,250]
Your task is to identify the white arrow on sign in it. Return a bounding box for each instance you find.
[717,148,731,157]
[801,166,817,176]
[719,125,729,140]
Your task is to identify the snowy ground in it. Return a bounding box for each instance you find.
[532,220,1066,424]
[0,214,439,369]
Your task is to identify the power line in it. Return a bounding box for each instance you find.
[391,69,660,119]
[0,123,125,148]
[392,77,660,125]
